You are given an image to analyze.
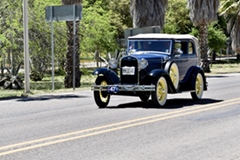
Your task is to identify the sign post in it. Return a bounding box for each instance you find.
[73,5,76,90]
[23,0,30,94]
[50,6,55,91]
[45,5,82,91]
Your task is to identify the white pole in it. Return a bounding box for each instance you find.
[51,6,55,91]
[73,5,76,90]
[23,0,30,93]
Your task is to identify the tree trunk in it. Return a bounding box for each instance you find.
[199,24,211,73]
[130,0,167,29]
[64,21,81,88]
[237,53,240,61]
[212,50,216,61]
[62,0,82,88]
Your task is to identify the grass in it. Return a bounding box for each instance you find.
[0,70,96,98]
[0,61,239,98]
[209,62,240,74]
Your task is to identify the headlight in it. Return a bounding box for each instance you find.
[109,58,118,69]
[138,58,148,70]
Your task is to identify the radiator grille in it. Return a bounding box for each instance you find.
[120,56,138,84]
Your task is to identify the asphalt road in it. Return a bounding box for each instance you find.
[0,73,240,160]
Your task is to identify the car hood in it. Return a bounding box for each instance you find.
[129,51,170,71]
[130,51,170,61]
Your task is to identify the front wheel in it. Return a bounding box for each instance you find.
[93,76,110,108]
[151,76,168,107]
[191,73,204,100]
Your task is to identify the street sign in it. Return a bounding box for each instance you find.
[45,5,82,22]
[45,4,82,91]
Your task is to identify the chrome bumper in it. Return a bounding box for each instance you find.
[91,84,155,92]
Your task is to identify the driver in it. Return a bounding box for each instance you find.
[160,41,170,53]
[141,41,150,50]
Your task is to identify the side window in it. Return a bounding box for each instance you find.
[174,40,188,54]
[174,42,181,50]
[174,40,196,57]
[174,41,183,54]
[188,41,194,55]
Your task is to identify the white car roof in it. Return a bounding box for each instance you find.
[128,33,199,56]
[128,33,198,44]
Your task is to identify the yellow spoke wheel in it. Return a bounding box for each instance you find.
[191,73,204,100]
[99,80,109,103]
[94,76,110,108]
[151,76,168,107]
[169,63,179,89]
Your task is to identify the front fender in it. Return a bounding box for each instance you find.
[149,69,168,77]
[92,67,120,84]
[148,69,177,93]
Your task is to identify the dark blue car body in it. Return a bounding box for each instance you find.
[91,33,207,108]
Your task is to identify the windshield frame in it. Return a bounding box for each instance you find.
[127,39,172,55]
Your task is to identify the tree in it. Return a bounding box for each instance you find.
[61,0,82,88]
[164,0,226,57]
[81,1,118,57]
[130,0,168,30]
[28,0,65,77]
[208,22,227,54]
[0,0,23,75]
[219,0,240,59]
[109,0,132,38]
[164,0,193,34]
[187,0,220,72]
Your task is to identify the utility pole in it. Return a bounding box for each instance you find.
[23,0,30,94]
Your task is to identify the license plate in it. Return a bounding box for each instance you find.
[122,66,135,75]
[107,86,119,93]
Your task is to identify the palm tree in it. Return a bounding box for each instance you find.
[187,0,220,72]
[219,0,240,59]
[130,0,168,30]
[61,0,82,88]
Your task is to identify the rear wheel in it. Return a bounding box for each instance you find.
[151,76,168,107]
[93,76,110,108]
[191,73,204,100]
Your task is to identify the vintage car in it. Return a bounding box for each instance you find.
[91,33,207,108]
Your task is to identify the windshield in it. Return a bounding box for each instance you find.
[128,39,172,55]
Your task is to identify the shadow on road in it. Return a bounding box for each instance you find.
[206,75,228,78]
[107,98,222,109]
[0,94,87,102]
[16,94,87,102]
[0,96,21,101]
